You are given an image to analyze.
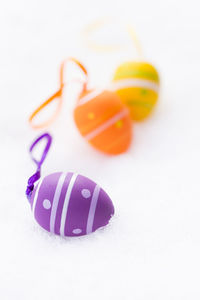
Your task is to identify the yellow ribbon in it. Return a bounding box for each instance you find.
[82,17,143,59]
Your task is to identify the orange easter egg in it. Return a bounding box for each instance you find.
[73,89,132,155]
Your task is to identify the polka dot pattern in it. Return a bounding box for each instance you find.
[115,120,123,128]
[88,112,95,120]
[43,199,51,210]
[72,228,82,234]
[31,172,114,237]
[81,189,91,198]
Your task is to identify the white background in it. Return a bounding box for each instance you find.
[0,0,200,299]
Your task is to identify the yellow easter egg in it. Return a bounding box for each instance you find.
[112,62,160,121]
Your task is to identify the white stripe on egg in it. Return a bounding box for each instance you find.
[32,178,44,217]
[86,185,100,234]
[84,109,128,141]
[78,89,104,106]
[60,173,78,237]
[50,172,68,233]
[108,78,159,93]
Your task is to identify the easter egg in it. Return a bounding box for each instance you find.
[30,172,114,237]
[112,62,160,121]
[74,89,132,154]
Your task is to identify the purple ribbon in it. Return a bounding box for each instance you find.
[26,133,52,201]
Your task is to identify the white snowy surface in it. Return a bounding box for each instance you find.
[0,0,200,299]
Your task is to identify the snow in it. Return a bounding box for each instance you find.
[0,0,200,299]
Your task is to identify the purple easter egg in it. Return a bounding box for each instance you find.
[30,172,114,237]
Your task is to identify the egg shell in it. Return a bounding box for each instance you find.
[30,172,114,237]
[74,89,132,154]
[113,62,160,121]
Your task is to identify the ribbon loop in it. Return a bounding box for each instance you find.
[29,58,88,129]
[60,57,88,88]
[26,133,52,200]
[82,18,143,59]
[29,89,62,129]
[29,133,52,168]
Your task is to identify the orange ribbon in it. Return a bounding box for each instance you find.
[29,57,88,129]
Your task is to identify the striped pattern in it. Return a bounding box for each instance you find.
[32,178,44,217]
[86,185,100,234]
[114,70,159,82]
[78,89,104,106]
[113,62,159,83]
[109,78,159,93]
[50,173,67,233]
[32,173,102,236]
[60,173,78,236]
[84,109,129,141]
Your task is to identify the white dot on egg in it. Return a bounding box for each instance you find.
[72,228,82,234]
[43,199,51,209]
[81,189,91,198]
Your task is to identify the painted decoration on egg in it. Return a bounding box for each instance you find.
[74,89,132,155]
[112,62,160,121]
[30,172,114,237]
